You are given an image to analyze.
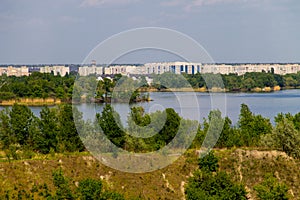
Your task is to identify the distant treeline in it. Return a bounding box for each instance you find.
[0,73,148,103]
[1,103,300,160]
[0,72,75,101]
[152,71,300,91]
[1,71,300,102]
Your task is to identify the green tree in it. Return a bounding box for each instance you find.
[186,149,247,199]
[9,104,34,146]
[0,108,13,148]
[202,110,224,149]
[222,74,242,91]
[34,107,59,154]
[129,107,151,127]
[96,104,125,148]
[242,77,255,90]
[52,168,74,199]
[103,78,113,100]
[77,178,102,200]
[57,104,85,152]
[185,170,247,200]
[254,174,290,200]
[154,108,180,148]
[213,114,241,148]
[198,150,219,172]
[139,76,149,87]
[284,76,297,87]
[238,104,272,146]
[292,112,300,130]
[273,117,300,159]
[125,107,181,152]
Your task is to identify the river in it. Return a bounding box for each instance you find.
[1,89,300,125]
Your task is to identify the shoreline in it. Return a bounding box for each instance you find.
[1,87,299,106]
[138,85,289,93]
[0,98,62,106]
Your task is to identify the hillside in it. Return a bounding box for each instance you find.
[1,148,299,199]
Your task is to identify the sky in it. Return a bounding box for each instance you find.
[0,0,299,64]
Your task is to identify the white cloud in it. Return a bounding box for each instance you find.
[80,0,140,7]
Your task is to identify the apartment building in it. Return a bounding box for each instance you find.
[78,65,103,76]
[40,65,70,76]
[6,66,29,77]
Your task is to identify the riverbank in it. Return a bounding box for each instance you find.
[1,86,299,106]
[0,98,62,106]
[138,86,283,93]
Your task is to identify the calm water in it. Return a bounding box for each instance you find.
[1,89,300,125]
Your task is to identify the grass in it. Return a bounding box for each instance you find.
[1,148,300,199]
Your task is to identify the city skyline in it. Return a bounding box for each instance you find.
[1,0,300,64]
[2,62,300,77]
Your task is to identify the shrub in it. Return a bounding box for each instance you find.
[254,174,290,200]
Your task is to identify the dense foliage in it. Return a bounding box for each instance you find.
[1,102,300,160]
[0,102,298,199]
[0,73,148,103]
[0,72,75,101]
[198,151,219,172]
[192,104,274,149]
[96,105,185,152]
[260,113,300,159]
[73,74,149,103]
[254,174,290,200]
[2,71,300,102]
[153,71,300,91]
[0,104,85,158]
[185,151,248,200]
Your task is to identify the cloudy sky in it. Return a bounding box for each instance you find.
[0,0,299,64]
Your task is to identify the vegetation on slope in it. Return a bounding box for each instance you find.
[1,103,300,199]
[0,148,298,199]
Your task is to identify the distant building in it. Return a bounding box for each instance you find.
[104,65,139,75]
[6,66,29,77]
[28,66,41,73]
[200,63,300,75]
[1,62,300,77]
[40,65,70,76]
[143,62,202,75]
[77,62,300,76]
[78,66,103,76]
[0,67,7,76]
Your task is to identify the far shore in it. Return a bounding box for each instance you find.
[138,85,289,93]
[0,98,62,106]
[1,86,299,106]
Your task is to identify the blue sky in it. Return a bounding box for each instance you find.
[0,0,299,64]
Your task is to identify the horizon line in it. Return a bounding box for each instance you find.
[1,61,300,65]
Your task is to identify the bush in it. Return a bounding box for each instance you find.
[186,150,247,200]
[52,168,74,199]
[78,178,102,200]
[185,170,247,200]
[198,150,219,172]
[254,174,290,200]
